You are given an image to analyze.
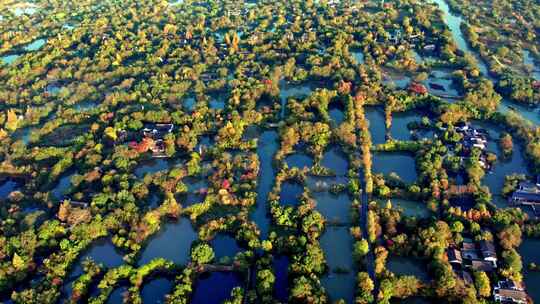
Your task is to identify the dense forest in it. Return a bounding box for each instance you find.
[0,0,539,303]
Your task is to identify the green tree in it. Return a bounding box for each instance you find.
[191,243,215,265]
[474,271,491,297]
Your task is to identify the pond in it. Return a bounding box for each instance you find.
[390,112,420,141]
[377,198,430,218]
[242,125,259,141]
[314,192,352,224]
[365,107,386,145]
[279,181,303,207]
[134,159,172,178]
[0,179,19,199]
[183,97,196,112]
[68,239,124,280]
[477,123,529,201]
[523,50,540,81]
[147,193,160,209]
[279,80,315,119]
[1,54,19,65]
[210,235,241,260]
[138,219,197,266]
[106,286,128,304]
[63,240,124,300]
[424,70,460,97]
[273,255,289,302]
[191,271,243,304]
[13,6,37,16]
[141,277,173,304]
[519,239,540,303]
[372,153,417,184]
[250,130,278,238]
[383,73,411,89]
[352,50,364,64]
[499,100,540,126]
[179,178,208,207]
[321,147,348,176]
[285,153,313,169]
[74,101,99,111]
[24,39,46,52]
[306,176,349,192]
[320,226,355,304]
[209,96,226,110]
[51,172,75,200]
[329,107,345,125]
[412,51,437,65]
[387,256,429,281]
[46,84,61,95]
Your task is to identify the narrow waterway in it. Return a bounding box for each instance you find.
[430,0,540,125]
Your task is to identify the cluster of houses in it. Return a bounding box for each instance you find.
[509,176,540,207]
[448,239,531,303]
[493,279,529,304]
[127,123,174,158]
[448,238,498,275]
[143,123,173,158]
[455,122,491,169]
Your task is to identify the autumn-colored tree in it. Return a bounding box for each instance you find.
[58,201,70,222]
[5,109,19,131]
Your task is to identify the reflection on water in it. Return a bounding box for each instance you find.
[519,239,540,303]
[141,278,173,304]
[279,80,315,119]
[320,226,355,303]
[138,219,197,266]
[373,153,417,184]
[25,39,46,51]
[251,131,278,238]
[273,256,289,302]
[191,272,243,304]
[366,107,386,145]
[387,256,429,281]
[1,54,19,65]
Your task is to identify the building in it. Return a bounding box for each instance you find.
[493,280,528,304]
[510,177,540,205]
[470,260,494,272]
[448,238,498,278]
[142,123,174,139]
[448,248,462,266]
[479,240,497,267]
[510,190,540,205]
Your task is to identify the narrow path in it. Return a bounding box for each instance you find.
[359,174,377,298]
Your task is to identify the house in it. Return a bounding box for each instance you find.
[493,280,528,304]
[461,239,479,260]
[479,240,497,267]
[518,181,540,193]
[142,124,174,139]
[452,239,498,274]
[510,190,540,205]
[510,177,540,205]
[447,248,462,266]
[470,260,494,272]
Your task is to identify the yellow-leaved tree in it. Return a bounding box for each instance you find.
[5,109,19,131]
